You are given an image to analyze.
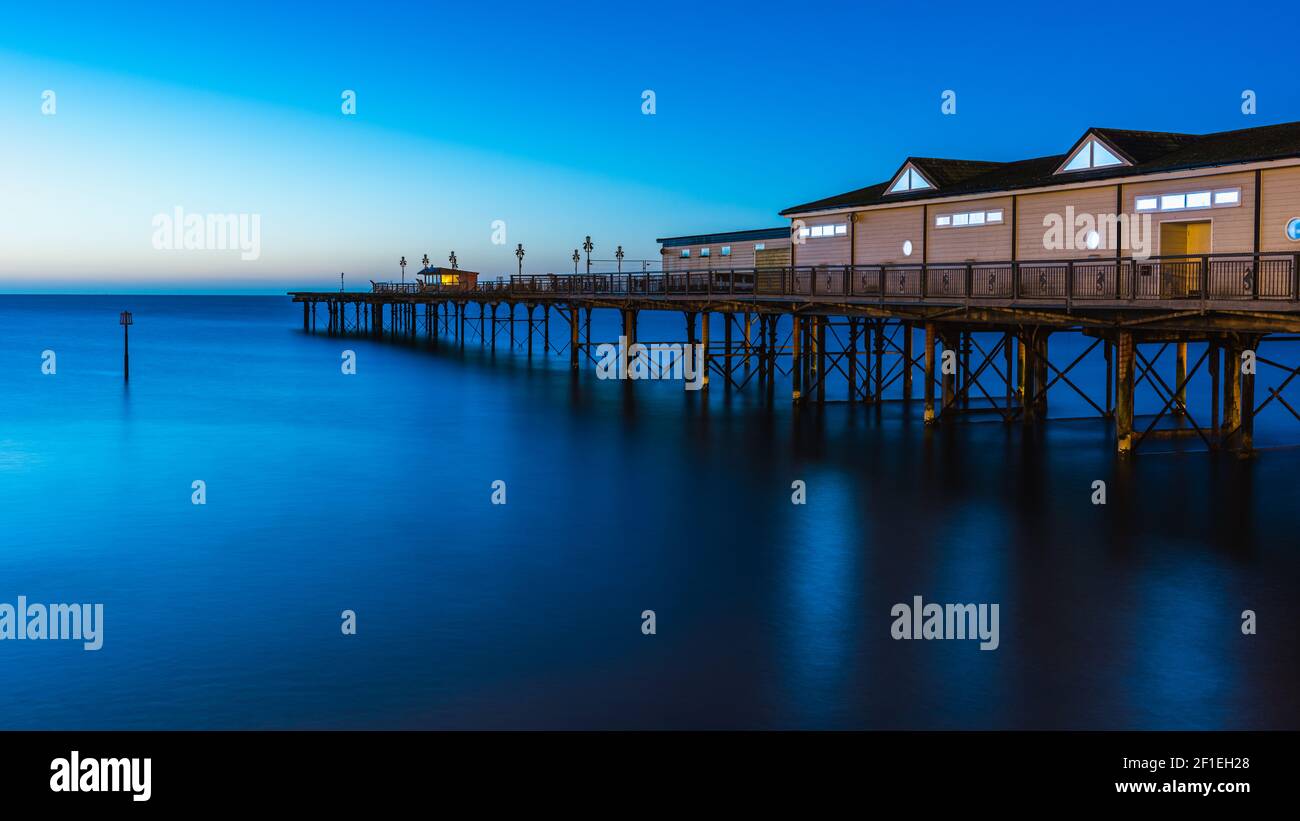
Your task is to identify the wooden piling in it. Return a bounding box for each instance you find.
[923,322,936,423]
[1116,330,1135,453]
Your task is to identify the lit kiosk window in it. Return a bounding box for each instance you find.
[415,266,479,291]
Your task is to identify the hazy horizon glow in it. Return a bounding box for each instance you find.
[3,0,1299,292]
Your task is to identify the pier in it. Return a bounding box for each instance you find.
[290,254,1300,455]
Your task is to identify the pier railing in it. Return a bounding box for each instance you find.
[505,252,1300,305]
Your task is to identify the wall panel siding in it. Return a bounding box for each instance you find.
[791,217,850,267]
[854,206,925,264]
[662,238,791,272]
[1260,166,1300,253]
[1016,186,1119,260]
[1125,171,1255,256]
[927,196,1013,262]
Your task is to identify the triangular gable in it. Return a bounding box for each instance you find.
[1056,132,1131,174]
[885,161,936,194]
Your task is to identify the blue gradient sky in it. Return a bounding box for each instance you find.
[2,0,1298,292]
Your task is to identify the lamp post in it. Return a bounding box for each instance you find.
[616,245,624,273]
[448,251,458,270]
[340,272,345,291]
[119,310,133,381]
[583,235,594,274]
[572,249,580,275]
[400,255,407,284]
[422,253,430,271]
[515,243,525,277]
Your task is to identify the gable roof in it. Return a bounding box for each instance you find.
[781,121,1300,216]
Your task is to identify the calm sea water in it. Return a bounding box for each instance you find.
[0,294,1295,729]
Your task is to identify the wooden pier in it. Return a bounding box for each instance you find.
[290,254,1300,455]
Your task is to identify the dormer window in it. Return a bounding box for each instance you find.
[886,164,936,194]
[1058,136,1127,173]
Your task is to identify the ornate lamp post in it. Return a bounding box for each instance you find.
[448,251,458,270]
[515,243,525,277]
[399,255,407,284]
[422,253,430,271]
[572,249,580,275]
[582,235,594,274]
[119,310,133,381]
[340,272,345,291]
[615,245,624,273]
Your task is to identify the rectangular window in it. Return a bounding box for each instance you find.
[986,210,1003,223]
[799,227,811,238]
[1161,194,1186,211]
[935,215,951,226]
[952,213,969,226]
[680,249,690,257]
[810,226,824,237]
[834,224,847,235]
[1135,196,1158,211]
[1214,188,1241,206]
[968,211,986,225]
[721,246,731,256]
[700,247,710,257]
[754,243,766,251]
[1185,191,1212,209]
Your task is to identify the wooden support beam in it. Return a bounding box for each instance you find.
[1174,340,1188,416]
[1209,341,1221,440]
[902,321,913,402]
[791,314,803,402]
[569,306,579,369]
[1223,342,1242,446]
[1116,330,1135,453]
[847,318,858,402]
[701,311,710,389]
[923,322,936,423]
[816,316,826,403]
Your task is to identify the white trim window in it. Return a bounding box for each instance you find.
[936,208,1003,228]
[1058,136,1127,173]
[700,247,710,257]
[801,223,848,239]
[721,246,731,256]
[754,243,766,251]
[1134,187,1241,213]
[886,164,936,194]
[680,249,690,258]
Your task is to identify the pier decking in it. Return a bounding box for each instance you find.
[290,253,1300,455]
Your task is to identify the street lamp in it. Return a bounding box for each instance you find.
[616,245,624,273]
[448,251,458,270]
[515,243,525,277]
[572,249,580,275]
[582,235,594,274]
[400,255,407,284]
[422,253,430,271]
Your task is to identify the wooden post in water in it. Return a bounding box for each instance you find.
[847,318,858,402]
[1116,330,1135,453]
[567,306,578,369]
[791,314,802,402]
[816,316,826,402]
[701,311,710,389]
[1174,340,1188,416]
[120,311,133,381]
[1240,336,1257,453]
[902,321,913,402]
[1223,341,1242,447]
[1209,340,1221,442]
[923,322,936,423]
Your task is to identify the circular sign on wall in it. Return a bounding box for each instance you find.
[1287,218,1300,241]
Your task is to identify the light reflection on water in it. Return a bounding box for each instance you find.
[0,295,1294,729]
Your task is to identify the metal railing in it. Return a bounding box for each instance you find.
[501,252,1300,305]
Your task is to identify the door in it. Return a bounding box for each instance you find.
[755,246,791,294]
[1159,221,1210,297]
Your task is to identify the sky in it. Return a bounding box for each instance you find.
[1,0,1298,292]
